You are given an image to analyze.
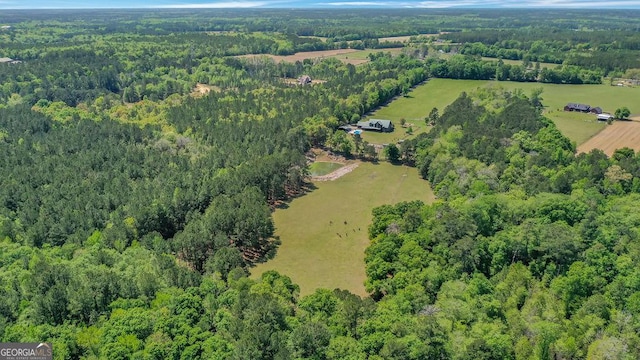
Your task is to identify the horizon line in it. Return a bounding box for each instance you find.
[2,6,640,9]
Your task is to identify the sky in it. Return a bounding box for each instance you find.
[1,0,640,9]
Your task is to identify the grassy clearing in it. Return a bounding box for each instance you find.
[491,82,640,145]
[361,78,640,146]
[309,161,344,176]
[330,48,404,61]
[251,162,435,297]
[360,79,489,144]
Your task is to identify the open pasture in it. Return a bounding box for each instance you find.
[237,48,403,65]
[329,48,404,65]
[493,81,640,145]
[237,48,359,63]
[360,78,489,144]
[251,162,434,296]
[361,79,639,146]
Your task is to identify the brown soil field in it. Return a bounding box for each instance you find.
[237,49,359,63]
[577,118,640,156]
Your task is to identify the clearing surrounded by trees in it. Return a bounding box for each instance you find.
[251,162,434,296]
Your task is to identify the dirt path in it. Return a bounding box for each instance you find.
[311,163,360,181]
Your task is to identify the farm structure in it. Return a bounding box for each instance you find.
[298,75,312,85]
[597,113,614,121]
[564,103,603,114]
[356,119,394,132]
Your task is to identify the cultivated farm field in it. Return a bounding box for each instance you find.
[251,162,434,296]
[577,120,640,156]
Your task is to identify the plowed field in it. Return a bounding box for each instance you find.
[577,118,640,156]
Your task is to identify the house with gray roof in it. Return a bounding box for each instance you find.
[356,119,394,132]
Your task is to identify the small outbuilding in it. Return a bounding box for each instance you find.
[298,75,312,85]
[590,107,603,114]
[597,113,614,121]
[356,119,394,132]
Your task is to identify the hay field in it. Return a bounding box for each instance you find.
[251,162,434,296]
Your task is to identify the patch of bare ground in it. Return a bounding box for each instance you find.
[312,163,360,181]
[308,148,361,181]
[190,83,220,97]
[577,117,640,156]
[236,48,359,63]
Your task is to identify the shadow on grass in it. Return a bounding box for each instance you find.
[247,236,282,265]
[274,182,318,210]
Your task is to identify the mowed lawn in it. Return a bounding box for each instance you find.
[251,162,435,297]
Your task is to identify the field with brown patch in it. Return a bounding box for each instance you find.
[577,118,640,156]
[237,49,359,63]
[190,83,220,97]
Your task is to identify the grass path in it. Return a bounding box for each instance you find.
[251,162,434,296]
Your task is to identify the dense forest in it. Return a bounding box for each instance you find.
[1,8,640,359]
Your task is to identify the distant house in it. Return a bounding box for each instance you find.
[597,113,614,121]
[0,57,21,65]
[356,119,394,132]
[590,107,603,114]
[298,75,312,85]
[564,103,592,113]
[0,26,10,30]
